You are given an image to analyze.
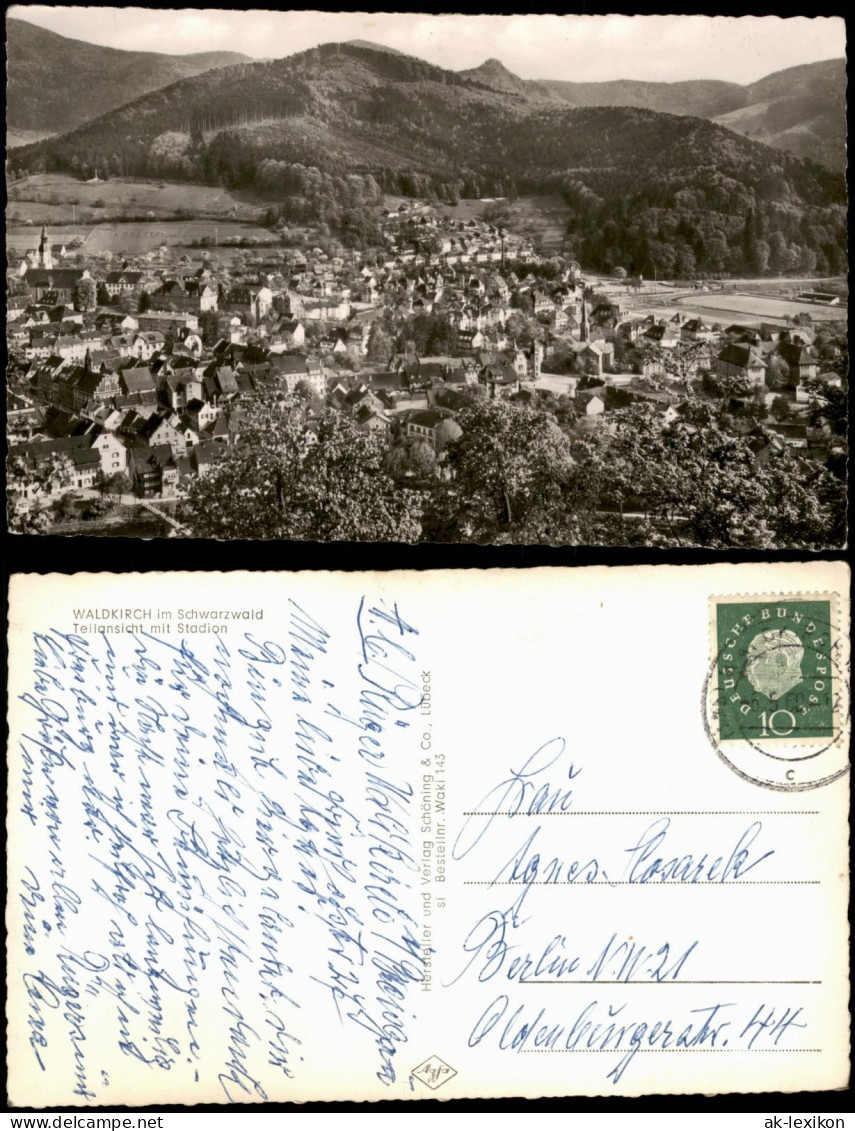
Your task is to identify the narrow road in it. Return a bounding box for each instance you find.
[137,497,189,535]
[76,487,190,535]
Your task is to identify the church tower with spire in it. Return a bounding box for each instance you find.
[38,225,53,270]
[580,295,590,343]
[530,338,543,381]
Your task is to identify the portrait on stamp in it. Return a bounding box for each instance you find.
[708,594,847,791]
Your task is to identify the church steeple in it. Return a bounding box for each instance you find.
[39,225,53,270]
[580,296,590,343]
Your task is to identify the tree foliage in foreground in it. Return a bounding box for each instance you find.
[432,400,846,549]
[178,391,422,541]
[599,403,845,549]
[438,400,591,544]
[178,393,845,549]
[7,454,75,534]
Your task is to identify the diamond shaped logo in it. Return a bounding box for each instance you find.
[412,1054,457,1090]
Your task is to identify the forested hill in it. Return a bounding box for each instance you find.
[469,56,846,172]
[6,17,249,137]
[13,41,847,277]
[711,58,847,172]
[459,58,559,100]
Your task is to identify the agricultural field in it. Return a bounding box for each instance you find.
[503,195,571,252]
[435,197,494,223]
[7,220,278,258]
[6,173,263,223]
[5,225,91,252]
[7,199,93,223]
[436,194,571,252]
[81,221,276,254]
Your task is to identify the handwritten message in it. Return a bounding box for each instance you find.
[13,594,423,1104]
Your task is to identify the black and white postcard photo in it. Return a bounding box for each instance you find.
[6,10,847,548]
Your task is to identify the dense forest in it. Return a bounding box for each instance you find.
[11,42,848,277]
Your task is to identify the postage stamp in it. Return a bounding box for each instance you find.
[705,592,849,791]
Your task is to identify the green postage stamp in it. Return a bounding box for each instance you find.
[707,592,849,791]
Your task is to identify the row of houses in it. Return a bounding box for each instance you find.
[621,308,837,395]
[10,322,562,501]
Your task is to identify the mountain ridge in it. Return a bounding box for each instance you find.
[345,39,406,56]
[6,16,845,169]
[14,41,844,191]
[6,17,251,139]
[461,54,846,170]
[9,41,846,279]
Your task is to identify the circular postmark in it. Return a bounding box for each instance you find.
[704,596,850,792]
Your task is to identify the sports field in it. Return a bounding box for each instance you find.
[675,292,845,323]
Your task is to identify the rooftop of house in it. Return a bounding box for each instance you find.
[408,408,455,428]
[717,342,767,368]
